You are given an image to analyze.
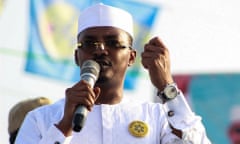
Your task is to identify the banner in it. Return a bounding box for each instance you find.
[0,0,5,16]
[174,74,240,144]
[25,0,160,89]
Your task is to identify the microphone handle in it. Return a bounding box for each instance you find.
[72,105,88,132]
[72,74,95,132]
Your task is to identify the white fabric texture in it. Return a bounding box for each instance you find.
[15,93,211,144]
[78,3,134,37]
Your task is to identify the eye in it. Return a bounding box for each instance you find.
[105,40,126,49]
[84,40,96,48]
[79,40,97,49]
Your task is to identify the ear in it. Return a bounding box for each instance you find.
[74,49,79,66]
[128,49,136,66]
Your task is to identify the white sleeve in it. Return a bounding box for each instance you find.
[162,92,212,144]
[15,111,72,144]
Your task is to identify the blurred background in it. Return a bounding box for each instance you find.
[1,0,240,143]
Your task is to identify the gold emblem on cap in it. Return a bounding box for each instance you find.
[128,120,149,137]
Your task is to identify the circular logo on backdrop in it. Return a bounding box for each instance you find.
[38,2,79,60]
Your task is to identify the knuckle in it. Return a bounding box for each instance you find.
[65,88,71,95]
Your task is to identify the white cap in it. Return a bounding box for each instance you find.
[230,105,240,123]
[78,3,134,37]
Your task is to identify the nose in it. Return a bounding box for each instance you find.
[94,42,105,50]
[93,42,108,55]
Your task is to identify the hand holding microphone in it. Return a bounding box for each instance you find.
[72,60,100,132]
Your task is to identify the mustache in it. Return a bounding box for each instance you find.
[93,56,112,67]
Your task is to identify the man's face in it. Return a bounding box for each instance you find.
[228,122,240,144]
[76,26,136,85]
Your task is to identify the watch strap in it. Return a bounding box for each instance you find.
[157,83,179,103]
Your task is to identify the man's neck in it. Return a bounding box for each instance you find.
[95,87,123,105]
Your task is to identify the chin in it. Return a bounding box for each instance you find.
[96,76,109,84]
[97,71,113,83]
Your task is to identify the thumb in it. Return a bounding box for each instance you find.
[93,87,101,101]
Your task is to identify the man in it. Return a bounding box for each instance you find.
[8,97,51,144]
[15,3,211,144]
[228,105,240,144]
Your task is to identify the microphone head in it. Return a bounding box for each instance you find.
[80,60,100,81]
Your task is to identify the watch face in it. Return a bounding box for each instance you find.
[164,85,178,99]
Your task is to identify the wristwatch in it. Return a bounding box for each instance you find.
[158,83,179,101]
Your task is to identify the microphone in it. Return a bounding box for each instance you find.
[72,60,100,132]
